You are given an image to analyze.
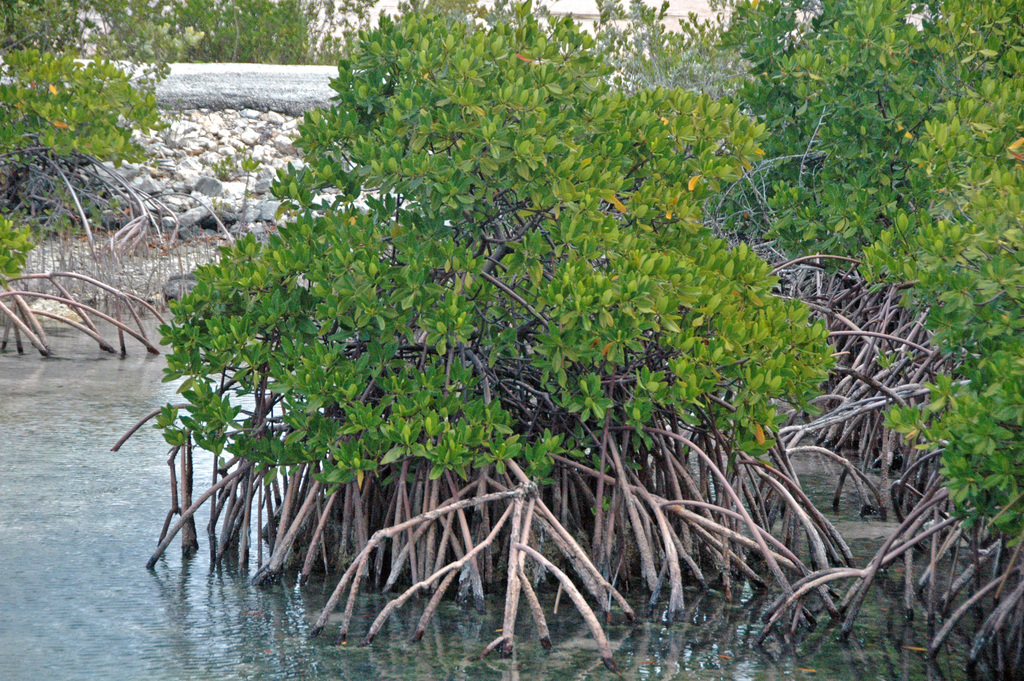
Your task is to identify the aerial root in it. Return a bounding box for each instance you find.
[515,544,618,672]
[1,272,165,356]
[303,477,633,664]
[309,483,534,639]
[760,477,1024,669]
[145,460,254,569]
[135,400,874,668]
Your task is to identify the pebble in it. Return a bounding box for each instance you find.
[126,107,316,241]
[239,128,260,146]
[194,176,224,196]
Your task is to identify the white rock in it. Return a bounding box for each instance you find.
[198,151,224,166]
[273,136,296,154]
[259,200,282,222]
[266,111,285,125]
[170,120,197,136]
[179,157,204,173]
[253,168,275,194]
[175,169,201,191]
[136,176,163,194]
[113,162,141,181]
[178,206,211,229]
[222,181,248,198]
[239,128,260,146]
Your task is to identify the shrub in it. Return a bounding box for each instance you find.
[163,2,831,486]
[726,0,1024,537]
[170,0,314,64]
[594,0,744,97]
[0,49,160,159]
[0,216,33,280]
[0,49,161,243]
[154,8,836,650]
[2,0,201,76]
[874,84,1024,539]
[1,0,82,54]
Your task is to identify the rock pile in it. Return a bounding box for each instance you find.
[108,107,314,241]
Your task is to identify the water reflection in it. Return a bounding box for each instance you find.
[0,322,964,680]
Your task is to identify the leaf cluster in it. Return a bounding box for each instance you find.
[0,50,160,160]
[0,216,33,280]
[0,49,162,242]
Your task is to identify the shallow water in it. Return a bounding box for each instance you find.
[0,322,967,680]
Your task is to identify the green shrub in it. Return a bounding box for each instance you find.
[160,5,831,490]
[727,0,1024,538]
[170,0,313,64]
[1,0,82,54]
[0,49,160,159]
[873,81,1024,538]
[2,0,200,76]
[0,49,161,241]
[722,0,945,254]
[594,0,744,97]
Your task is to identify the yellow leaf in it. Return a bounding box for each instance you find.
[755,148,765,155]
[660,116,670,125]
[608,194,628,213]
[1008,136,1024,151]
[688,175,702,191]
[52,121,69,129]
[903,646,927,652]
[601,341,613,357]
[751,0,759,7]
[904,131,914,140]
[754,423,766,445]
[48,84,57,95]
[356,469,364,489]
[666,211,673,219]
